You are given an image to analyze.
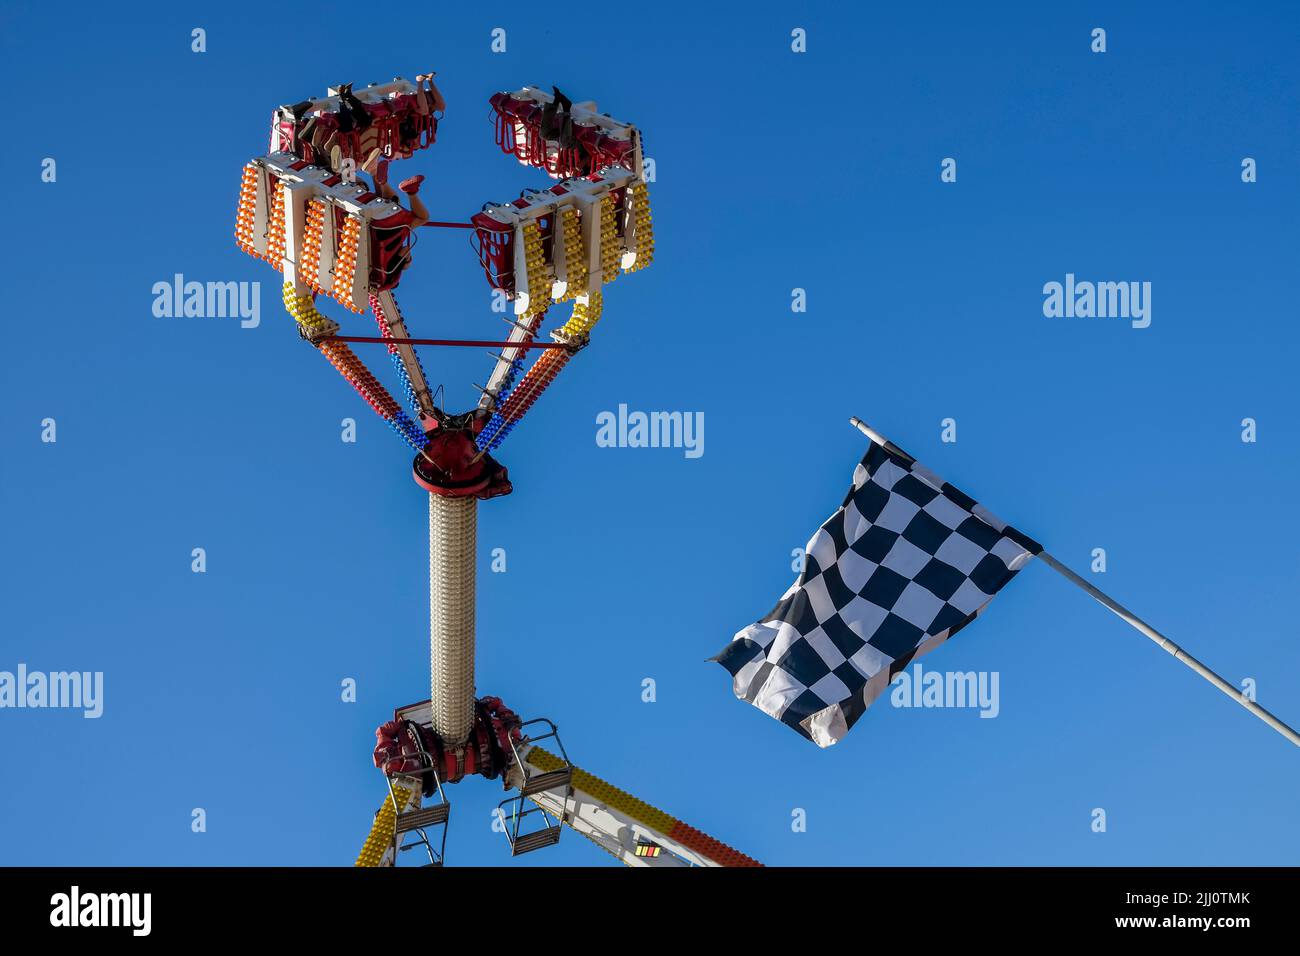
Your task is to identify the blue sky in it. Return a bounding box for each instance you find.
[1,0,1298,866]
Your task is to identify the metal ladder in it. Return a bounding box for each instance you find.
[388,736,451,867]
[496,718,573,856]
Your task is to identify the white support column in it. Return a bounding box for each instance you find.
[428,493,476,745]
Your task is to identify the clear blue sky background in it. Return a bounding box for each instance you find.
[1,1,1297,866]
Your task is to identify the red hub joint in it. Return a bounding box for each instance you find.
[411,413,512,499]
[373,696,524,792]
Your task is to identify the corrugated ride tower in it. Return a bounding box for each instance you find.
[238,77,757,866]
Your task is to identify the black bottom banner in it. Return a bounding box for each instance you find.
[0,866,1288,941]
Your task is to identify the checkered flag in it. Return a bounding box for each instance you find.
[715,438,1041,747]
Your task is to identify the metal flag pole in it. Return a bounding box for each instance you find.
[849,417,1300,748]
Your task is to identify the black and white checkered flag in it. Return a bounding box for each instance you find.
[715,438,1041,747]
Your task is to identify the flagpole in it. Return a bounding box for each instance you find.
[848,417,1300,748]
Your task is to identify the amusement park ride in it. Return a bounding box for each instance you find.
[234,74,759,867]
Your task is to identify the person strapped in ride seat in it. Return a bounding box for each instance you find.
[363,72,445,288]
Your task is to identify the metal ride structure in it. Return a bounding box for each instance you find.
[235,75,758,867]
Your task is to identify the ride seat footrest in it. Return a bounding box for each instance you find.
[511,826,562,855]
[520,768,572,797]
[395,803,450,832]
